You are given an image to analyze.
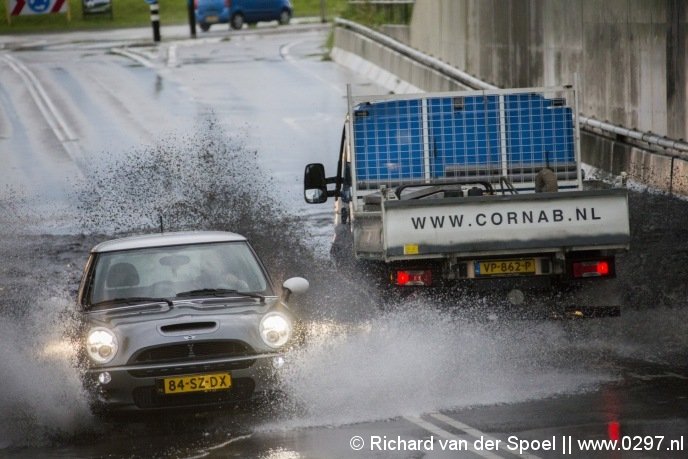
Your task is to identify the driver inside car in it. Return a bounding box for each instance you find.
[223,272,249,291]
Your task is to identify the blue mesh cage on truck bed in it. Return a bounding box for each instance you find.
[349,87,581,193]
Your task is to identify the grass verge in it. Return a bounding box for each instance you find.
[0,0,348,35]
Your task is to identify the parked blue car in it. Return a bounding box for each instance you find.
[195,0,293,32]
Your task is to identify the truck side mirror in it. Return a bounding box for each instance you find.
[304,163,328,203]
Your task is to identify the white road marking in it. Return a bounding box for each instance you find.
[628,371,688,381]
[172,37,225,47]
[110,47,155,68]
[206,434,253,450]
[283,113,333,136]
[404,415,504,459]
[279,40,345,95]
[430,413,542,459]
[0,72,10,138]
[1,54,76,142]
[278,40,300,61]
[1,53,84,168]
[666,372,688,379]
[114,37,225,70]
[167,43,178,68]
[182,434,252,459]
[431,413,499,443]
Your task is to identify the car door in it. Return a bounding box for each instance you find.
[237,0,263,23]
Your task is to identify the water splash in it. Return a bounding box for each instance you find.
[0,293,91,448]
[274,302,618,429]
[73,115,316,283]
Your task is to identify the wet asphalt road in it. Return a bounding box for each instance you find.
[0,23,687,459]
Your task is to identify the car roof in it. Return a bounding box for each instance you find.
[91,231,247,253]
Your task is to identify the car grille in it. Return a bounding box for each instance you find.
[128,360,256,378]
[130,340,254,364]
[127,340,256,377]
[132,378,255,409]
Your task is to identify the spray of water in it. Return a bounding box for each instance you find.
[260,273,688,433]
[73,116,316,283]
[272,302,619,429]
[0,291,91,448]
[1,195,90,450]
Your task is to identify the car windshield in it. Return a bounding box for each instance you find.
[86,241,272,308]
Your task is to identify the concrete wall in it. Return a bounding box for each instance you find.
[332,1,688,194]
[333,27,466,93]
[582,131,688,194]
[409,0,687,141]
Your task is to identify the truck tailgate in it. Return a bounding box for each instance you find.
[381,189,630,261]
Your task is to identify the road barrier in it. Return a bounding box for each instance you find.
[145,0,160,42]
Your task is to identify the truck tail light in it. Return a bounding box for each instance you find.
[395,270,432,286]
[572,260,612,278]
[225,0,232,7]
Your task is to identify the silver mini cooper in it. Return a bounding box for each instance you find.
[77,231,308,412]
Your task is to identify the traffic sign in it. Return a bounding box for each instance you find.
[8,0,69,16]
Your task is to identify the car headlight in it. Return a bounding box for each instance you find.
[259,312,292,349]
[86,327,118,364]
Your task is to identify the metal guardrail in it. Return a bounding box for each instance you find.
[335,18,688,159]
[580,117,688,155]
[335,18,498,91]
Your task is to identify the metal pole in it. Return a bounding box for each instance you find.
[150,1,161,42]
[187,0,196,38]
[320,0,326,23]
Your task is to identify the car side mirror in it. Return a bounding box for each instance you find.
[282,277,309,302]
[304,163,328,203]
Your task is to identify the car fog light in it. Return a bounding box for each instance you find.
[98,371,112,385]
[272,356,285,369]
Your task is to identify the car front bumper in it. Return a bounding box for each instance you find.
[86,353,285,412]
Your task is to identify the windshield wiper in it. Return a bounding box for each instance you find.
[89,297,174,310]
[175,288,265,302]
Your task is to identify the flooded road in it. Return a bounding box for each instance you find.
[0,24,686,458]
